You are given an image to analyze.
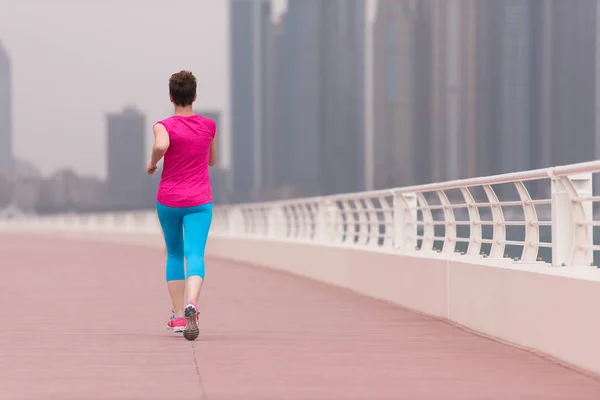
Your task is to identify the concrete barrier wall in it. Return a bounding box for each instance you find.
[206,234,600,375]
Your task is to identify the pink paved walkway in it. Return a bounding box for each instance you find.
[1,234,600,399]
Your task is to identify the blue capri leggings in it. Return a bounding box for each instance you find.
[156,201,213,281]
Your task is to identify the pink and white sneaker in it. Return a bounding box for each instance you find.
[183,302,200,341]
[167,315,186,333]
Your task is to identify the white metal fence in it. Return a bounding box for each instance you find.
[4,160,600,267]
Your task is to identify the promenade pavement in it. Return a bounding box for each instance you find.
[1,234,599,399]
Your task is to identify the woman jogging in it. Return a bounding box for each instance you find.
[146,70,217,341]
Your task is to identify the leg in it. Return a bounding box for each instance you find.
[156,202,186,319]
[183,203,213,304]
[168,282,186,318]
[181,203,213,341]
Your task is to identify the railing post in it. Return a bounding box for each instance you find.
[393,191,418,251]
[551,173,593,266]
[315,200,334,243]
[267,205,284,239]
[228,207,244,236]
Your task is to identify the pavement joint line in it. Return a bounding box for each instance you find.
[191,342,208,399]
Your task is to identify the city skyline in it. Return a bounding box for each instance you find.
[0,0,374,181]
[0,0,229,179]
[3,0,600,205]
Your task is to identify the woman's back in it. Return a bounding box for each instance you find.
[156,114,216,207]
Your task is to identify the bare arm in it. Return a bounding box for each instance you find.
[209,131,218,167]
[149,123,170,167]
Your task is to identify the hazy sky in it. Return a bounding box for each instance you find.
[0,0,232,178]
[0,0,372,179]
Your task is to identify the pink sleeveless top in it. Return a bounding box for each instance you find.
[155,114,216,207]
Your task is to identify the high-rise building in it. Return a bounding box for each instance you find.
[429,0,449,183]
[457,0,479,179]
[528,0,599,192]
[373,0,535,186]
[410,1,435,185]
[319,0,366,195]
[547,0,597,167]
[229,0,271,202]
[475,0,597,177]
[264,14,286,194]
[498,0,533,174]
[372,0,537,185]
[473,1,535,177]
[0,41,13,174]
[429,0,483,181]
[106,106,146,209]
[372,0,417,189]
[372,0,600,191]
[529,0,553,172]
[277,0,322,196]
[372,0,436,186]
[276,0,366,196]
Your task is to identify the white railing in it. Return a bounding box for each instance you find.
[212,160,600,267]
[3,160,600,267]
[0,210,161,236]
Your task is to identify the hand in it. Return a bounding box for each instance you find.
[146,161,157,175]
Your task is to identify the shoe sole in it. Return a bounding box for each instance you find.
[183,305,199,341]
[167,326,185,333]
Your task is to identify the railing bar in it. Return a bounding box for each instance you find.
[576,196,600,203]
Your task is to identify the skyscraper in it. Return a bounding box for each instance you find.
[373,0,417,189]
[373,0,535,186]
[498,0,533,174]
[429,0,449,183]
[458,0,479,179]
[229,0,271,202]
[547,0,597,167]
[474,1,535,177]
[264,14,286,194]
[372,0,436,186]
[276,0,366,196]
[410,0,435,185]
[428,0,480,181]
[106,106,146,209]
[372,0,600,191]
[319,0,366,195]
[277,0,322,195]
[0,41,13,174]
[475,0,597,177]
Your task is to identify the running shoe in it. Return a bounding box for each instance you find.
[167,310,186,333]
[183,302,200,341]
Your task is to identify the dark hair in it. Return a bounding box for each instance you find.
[169,70,197,106]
